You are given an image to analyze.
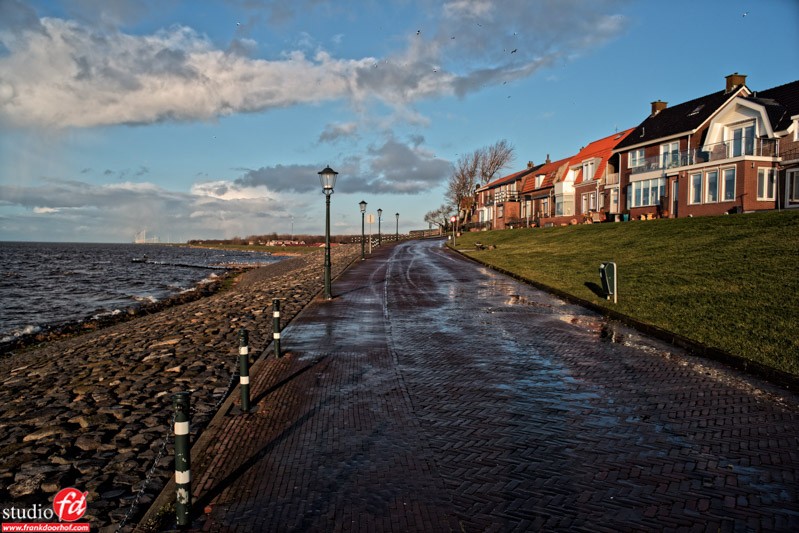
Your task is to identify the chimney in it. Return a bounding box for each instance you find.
[527,161,534,169]
[545,153,551,164]
[651,100,668,116]
[725,72,747,93]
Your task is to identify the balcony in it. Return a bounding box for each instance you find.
[605,173,620,185]
[494,191,519,203]
[630,137,779,175]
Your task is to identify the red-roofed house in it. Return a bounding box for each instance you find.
[518,155,573,227]
[472,163,541,230]
[571,128,635,222]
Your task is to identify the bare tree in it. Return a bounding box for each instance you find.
[478,139,515,185]
[424,204,452,233]
[445,151,480,217]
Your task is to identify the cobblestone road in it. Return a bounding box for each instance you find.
[185,239,799,532]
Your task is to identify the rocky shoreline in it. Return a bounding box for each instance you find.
[0,244,360,531]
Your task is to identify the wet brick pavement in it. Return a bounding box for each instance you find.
[180,239,799,532]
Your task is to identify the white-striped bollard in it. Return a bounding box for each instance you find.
[238,329,250,412]
[173,392,191,527]
[272,299,281,358]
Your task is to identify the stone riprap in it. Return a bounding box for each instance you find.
[0,244,359,531]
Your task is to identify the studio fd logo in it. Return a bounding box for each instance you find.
[52,487,87,522]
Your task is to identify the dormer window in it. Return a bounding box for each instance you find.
[536,175,544,188]
[730,123,755,157]
[582,160,596,181]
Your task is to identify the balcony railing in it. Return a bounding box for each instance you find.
[605,173,620,185]
[630,137,779,174]
[494,191,519,203]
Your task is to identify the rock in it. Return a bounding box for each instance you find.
[22,425,64,442]
[8,472,45,497]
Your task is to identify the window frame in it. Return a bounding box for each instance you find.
[690,173,702,205]
[629,148,645,169]
[757,168,776,200]
[660,141,680,168]
[705,170,719,203]
[722,168,736,202]
[789,170,799,204]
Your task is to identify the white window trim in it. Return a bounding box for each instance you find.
[689,173,703,205]
[722,167,736,202]
[705,170,719,204]
[788,170,799,204]
[629,148,645,168]
[757,168,776,201]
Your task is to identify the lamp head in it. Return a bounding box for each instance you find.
[318,166,338,193]
[359,200,367,213]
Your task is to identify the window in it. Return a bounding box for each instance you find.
[723,168,736,201]
[757,168,776,200]
[705,171,719,203]
[535,175,544,188]
[660,141,680,168]
[498,205,504,218]
[581,192,597,213]
[555,198,564,216]
[630,178,666,208]
[583,160,596,181]
[790,171,799,204]
[541,197,549,216]
[690,173,702,204]
[731,123,755,157]
[629,148,645,168]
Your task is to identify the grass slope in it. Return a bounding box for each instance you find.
[454,210,799,375]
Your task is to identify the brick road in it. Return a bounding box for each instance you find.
[184,238,799,532]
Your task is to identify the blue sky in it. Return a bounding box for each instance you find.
[1,0,797,242]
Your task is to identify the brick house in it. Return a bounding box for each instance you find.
[613,73,799,219]
[518,155,573,227]
[472,163,540,230]
[571,128,634,222]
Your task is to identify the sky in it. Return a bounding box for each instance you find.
[0,0,797,243]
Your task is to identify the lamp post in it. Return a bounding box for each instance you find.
[359,200,367,260]
[395,212,399,241]
[319,166,338,300]
[377,208,382,246]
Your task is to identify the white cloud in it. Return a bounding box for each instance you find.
[0,0,627,129]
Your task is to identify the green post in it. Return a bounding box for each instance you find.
[173,392,191,528]
[238,329,250,413]
[272,299,282,358]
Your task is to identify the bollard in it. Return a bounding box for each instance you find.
[173,392,191,528]
[238,329,250,413]
[272,299,281,358]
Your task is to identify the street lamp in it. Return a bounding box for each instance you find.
[377,208,382,246]
[359,200,367,260]
[395,212,399,241]
[319,166,338,300]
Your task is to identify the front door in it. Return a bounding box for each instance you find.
[672,181,679,218]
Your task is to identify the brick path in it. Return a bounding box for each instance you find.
[184,239,799,532]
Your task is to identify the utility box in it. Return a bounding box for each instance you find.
[599,262,617,303]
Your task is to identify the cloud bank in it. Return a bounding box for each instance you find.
[0,0,627,129]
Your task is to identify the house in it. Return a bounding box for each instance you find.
[472,163,541,230]
[571,128,635,222]
[613,73,799,219]
[741,79,799,210]
[518,155,573,227]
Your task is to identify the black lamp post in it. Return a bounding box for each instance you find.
[319,166,338,300]
[395,212,399,241]
[377,208,382,246]
[359,200,367,260]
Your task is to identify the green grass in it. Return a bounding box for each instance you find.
[453,210,799,375]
